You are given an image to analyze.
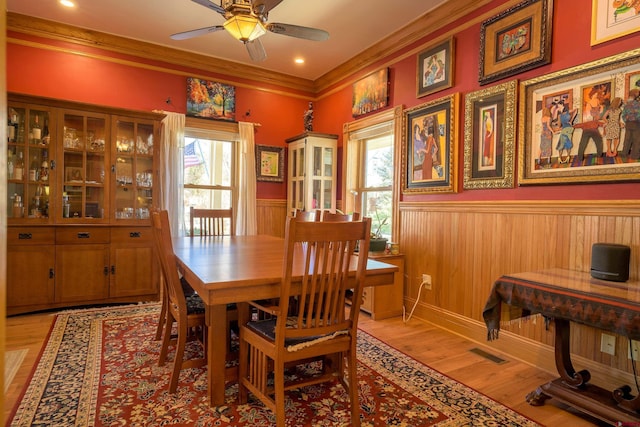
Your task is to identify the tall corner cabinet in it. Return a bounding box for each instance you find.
[6,93,164,315]
[285,132,338,215]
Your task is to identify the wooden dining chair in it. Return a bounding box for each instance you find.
[321,211,361,222]
[238,216,371,427]
[151,210,208,393]
[293,209,320,222]
[189,207,234,236]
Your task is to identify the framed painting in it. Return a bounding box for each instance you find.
[479,0,553,85]
[401,93,459,194]
[255,145,285,182]
[65,166,83,182]
[591,0,640,45]
[463,79,517,189]
[416,37,455,98]
[352,68,389,117]
[186,77,236,122]
[519,47,640,185]
[625,70,640,99]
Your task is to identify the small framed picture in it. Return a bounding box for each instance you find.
[479,0,553,85]
[416,37,455,98]
[65,166,83,182]
[255,144,284,182]
[463,80,517,189]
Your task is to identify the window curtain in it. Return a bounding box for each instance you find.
[235,122,257,235]
[157,111,185,236]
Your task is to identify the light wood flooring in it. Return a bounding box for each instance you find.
[3,308,606,426]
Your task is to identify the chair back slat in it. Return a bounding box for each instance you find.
[152,210,187,316]
[277,217,371,342]
[190,207,234,236]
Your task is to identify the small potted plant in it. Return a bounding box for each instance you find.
[369,212,388,252]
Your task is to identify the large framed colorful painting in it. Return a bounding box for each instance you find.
[401,93,459,194]
[479,0,553,85]
[591,0,640,45]
[463,80,517,190]
[186,77,236,122]
[518,47,640,185]
[352,68,389,117]
[416,37,455,98]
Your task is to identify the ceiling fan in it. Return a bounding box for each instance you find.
[171,0,329,62]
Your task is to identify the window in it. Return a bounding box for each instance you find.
[183,132,235,230]
[343,106,402,241]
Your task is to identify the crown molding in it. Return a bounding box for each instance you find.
[7,12,316,94]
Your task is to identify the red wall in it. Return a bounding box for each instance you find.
[7,0,640,201]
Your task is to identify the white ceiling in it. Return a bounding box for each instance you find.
[7,0,449,81]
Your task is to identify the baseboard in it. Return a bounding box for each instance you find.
[404,299,636,392]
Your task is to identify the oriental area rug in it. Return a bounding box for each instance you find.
[8,303,540,427]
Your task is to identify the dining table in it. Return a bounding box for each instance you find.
[172,234,399,407]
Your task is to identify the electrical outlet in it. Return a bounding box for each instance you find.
[629,340,640,360]
[601,333,616,356]
[422,274,432,290]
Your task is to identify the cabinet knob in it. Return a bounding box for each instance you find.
[50,160,56,170]
[49,268,55,279]
[111,265,116,275]
[18,233,32,240]
[103,266,109,276]
[77,232,90,239]
[129,232,141,238]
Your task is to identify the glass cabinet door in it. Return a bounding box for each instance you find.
[7,102,55,224]
[59,110,108,222]
[311,145,334,210]
[112,117,155,222]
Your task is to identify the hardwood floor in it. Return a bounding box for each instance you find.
[3,309,605,425]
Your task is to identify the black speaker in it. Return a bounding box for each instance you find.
[590,243,630,282]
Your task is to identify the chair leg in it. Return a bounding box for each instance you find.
[238,332,249,404]
[159,310,174,366]
[169,317,188,393]
[155,293,168,341]
[274,361,287,427]
[346,349,361,427]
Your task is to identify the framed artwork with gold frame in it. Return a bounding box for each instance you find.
[591,0,640,45]
[463,80,517,189]
[479,0,553,85]
[401,93,459,194]
[519,47,640,185]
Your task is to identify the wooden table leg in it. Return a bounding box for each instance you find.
[526,318,640,425]
[207,303,227,407]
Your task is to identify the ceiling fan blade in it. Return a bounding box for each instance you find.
[170,25,224,40]
[245,38,267,62]
[253,0,284,15]
[190,0,225,15]
[266,23,329,41]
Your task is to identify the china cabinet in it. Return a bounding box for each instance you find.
[6,93,163,315]
[285,132,337,214]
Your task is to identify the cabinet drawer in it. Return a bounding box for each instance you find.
[56,227,110,244]
[110,227,152,244]
[7,227,55,245]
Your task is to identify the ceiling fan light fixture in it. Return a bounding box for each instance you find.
[223,15,266,42]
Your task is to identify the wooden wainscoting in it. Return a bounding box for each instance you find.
[256,199,288,237]
[398,200,640,391]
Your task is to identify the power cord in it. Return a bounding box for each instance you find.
[403,279,428,323]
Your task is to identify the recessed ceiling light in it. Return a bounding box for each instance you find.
[294,58,305,64]
[60,0,75,7]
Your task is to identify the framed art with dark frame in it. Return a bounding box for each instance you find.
[478,0,553,86]
[352,68,389,117]
[186,77,236,122]
[401,93,459,194]
[519,47,640,185]
[591,0,640,46]
[255,144,285,182]
[416,37,455,98]
[463,79,517,189]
